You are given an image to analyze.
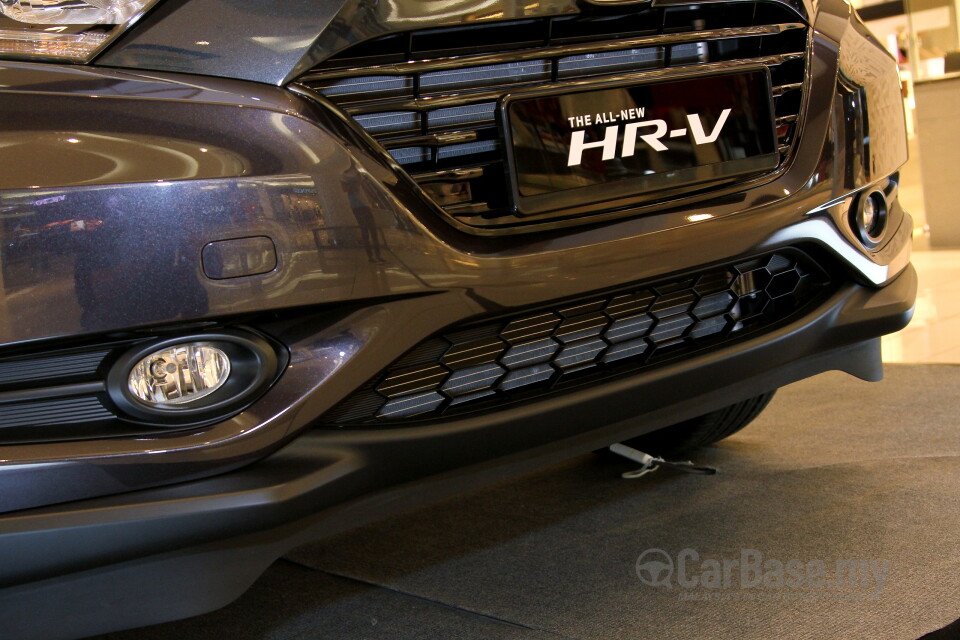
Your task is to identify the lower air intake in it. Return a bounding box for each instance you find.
[323,249,830,426]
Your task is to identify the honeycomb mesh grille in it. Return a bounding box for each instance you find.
[297,1,808,229]
[323,249,830,426]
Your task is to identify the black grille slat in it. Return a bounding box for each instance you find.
[605,315,655,343]
[0,344,126,443]
[441,337,508,368]
[557,47,664,77]
[502,338,560,368]
[427,103,497,130]
[420,60,552,91]
[316,75,413,102]
[299,3,808,228]
[502,313,562,343]
[376,364,449,398]
[323,250,829,426]
[0,397,113,430]
[352,111,420,135]
[0,350,108,386]
[378,391,445,418]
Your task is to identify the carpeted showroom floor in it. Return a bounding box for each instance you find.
[95,364,960,640]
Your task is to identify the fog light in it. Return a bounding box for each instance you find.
[852,189,888,248]
[128,343,231,406]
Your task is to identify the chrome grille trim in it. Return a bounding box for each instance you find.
[300,24,804,84]
[412,167,485,183]
[382,130,479,150]
[336,53,804,115]
[772,81,803,96]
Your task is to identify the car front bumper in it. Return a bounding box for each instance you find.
[0,0,915,635]
[1,259,915,640]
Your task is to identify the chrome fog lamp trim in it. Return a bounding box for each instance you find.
[851,189,888,249]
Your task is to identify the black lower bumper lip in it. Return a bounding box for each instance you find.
[0,264,916,639]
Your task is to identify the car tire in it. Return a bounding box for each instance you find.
[619,391,777,456]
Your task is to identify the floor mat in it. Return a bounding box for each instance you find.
[96,560,566,640]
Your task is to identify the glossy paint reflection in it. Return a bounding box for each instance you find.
[837,15,909,185]
[0,171,431,342]
[0,131,250,188]
[0,61,334,187]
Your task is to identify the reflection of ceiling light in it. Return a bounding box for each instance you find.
[386,0,500,24]
[199,147,208,152]
[195,40,210,46]
[687,213,713,222]
[250,36,315,52]
[66,138,79,144]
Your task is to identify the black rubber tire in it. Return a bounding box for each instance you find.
[619,391,777,456]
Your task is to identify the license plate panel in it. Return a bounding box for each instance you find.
[502,69,779,216]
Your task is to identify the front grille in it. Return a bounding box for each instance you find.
[297,1,808,230]
[323,249,830,426]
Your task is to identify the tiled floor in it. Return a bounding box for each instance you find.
[883,130,960,363]
[882,250,960,363]
[900,135,928,240]
[881,135,960,363]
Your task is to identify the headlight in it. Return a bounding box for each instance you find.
[0,0,159,62]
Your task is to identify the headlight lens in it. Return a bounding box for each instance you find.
[0,0,158,62]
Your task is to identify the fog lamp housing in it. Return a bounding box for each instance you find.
[107,330,281,425]
[851,189,888,248]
